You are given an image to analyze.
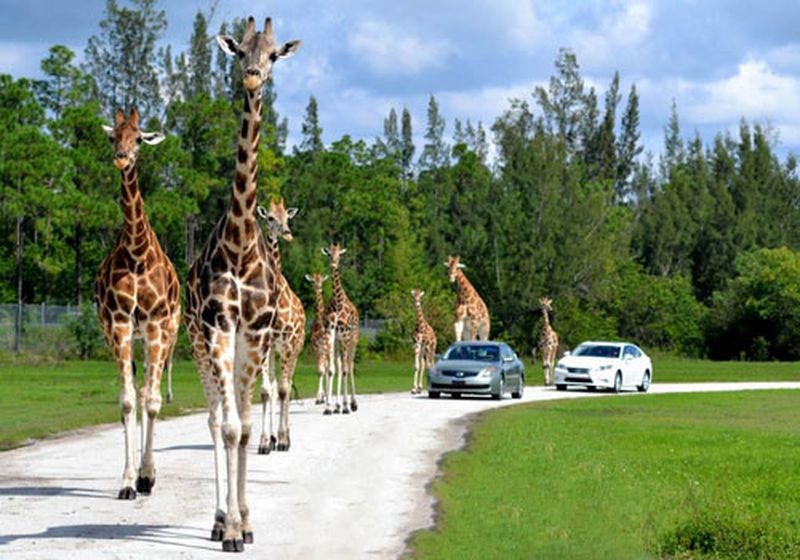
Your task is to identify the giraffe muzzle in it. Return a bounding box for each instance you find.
[114,157,131,170]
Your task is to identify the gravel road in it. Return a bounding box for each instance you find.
[1,381,798,559]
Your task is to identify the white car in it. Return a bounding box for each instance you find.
[554,341,652,393]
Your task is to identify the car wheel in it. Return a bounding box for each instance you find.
[451,392,462,399]
[613,372,622,394]
[587,385,597,392]
[556,384,566,391]
[492,377,504,400]
[428,391,440,399]
[637,371,651,393]
[511,377,524,399]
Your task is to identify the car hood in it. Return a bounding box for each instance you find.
[434,360,496,372]
[557,356,618,369]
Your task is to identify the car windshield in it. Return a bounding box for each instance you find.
[443,345,500,362]
[573,344,621,358]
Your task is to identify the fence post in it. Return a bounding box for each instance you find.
[41,301,46,326]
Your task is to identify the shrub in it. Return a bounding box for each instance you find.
[65,303,105,360]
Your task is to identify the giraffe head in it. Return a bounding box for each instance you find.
[321,243,347,269]
[540,297,553,313]
[445,255,466,283]
[102,108,165,170]
[256,197,298,241]
[305,272,329,292]
[217,16,302,92]
[410,288,426,304]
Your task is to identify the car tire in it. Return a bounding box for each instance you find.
[637,371,651,393]
[613,372,622,394]
[511,377,524,399]
[428,391,440,399]
[556,384,566,391]
[451,392,462,399]
[587,385,597,392]
[492,377,504,400]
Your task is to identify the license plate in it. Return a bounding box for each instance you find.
[452,380,465,385]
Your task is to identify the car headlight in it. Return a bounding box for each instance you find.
[555,363,567,371]
[478,366,498,377]
[596,365,612,371]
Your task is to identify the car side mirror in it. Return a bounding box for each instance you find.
[624,354,633,361]
[564,351,571,357]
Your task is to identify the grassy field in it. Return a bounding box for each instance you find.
[0,358,411,451]
[1,355,798,451]
[410,390,800,559]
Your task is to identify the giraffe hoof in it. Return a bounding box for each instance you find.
[342,407,350,415]
[211,526,224,542]
[222,538,244,552]
[333,406,341,414]
[315,398,324,405]
[269,435,278,450]
[135,476,155,495]
[166,393,173,404]
[323,408,332,416]
[242,531,254,544]
[350,401,358,412]
[117,486,136,500]
[257,443,271,455]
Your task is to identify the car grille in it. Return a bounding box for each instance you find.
[567,367,590,374]
[431,383,490,390]
[440,370,479,377]
[565,376,591,383]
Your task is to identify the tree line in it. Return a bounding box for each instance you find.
[2,0,799,360]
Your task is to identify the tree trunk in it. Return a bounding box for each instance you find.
[75,220,83,306]
[186,214,196,265]
[14,215,23,353]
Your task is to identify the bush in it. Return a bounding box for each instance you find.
[65,303,105,360]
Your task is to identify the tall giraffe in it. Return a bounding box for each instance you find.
[254,199,304,455]
[183,17,300,552]
[322,243,360,415]
[94,108,181,500]
[304,272,330,405]
[538,296,559,386]
[446,255,490,341]
[411,289,436,394]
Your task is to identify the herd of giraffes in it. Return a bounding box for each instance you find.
[90,15,561,553]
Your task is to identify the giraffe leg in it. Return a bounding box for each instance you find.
[112,323,137,500]
[315,350,327,405]
[235,340,261,546]
[454,319,464,342]
[413,347,421,394]
[347,341,358,412]
[277,351,298,451]
[257,349,273,455]
[165,343,175,404]
[324,328,336,415]
[137,324,168,495]
[335,343,345,414]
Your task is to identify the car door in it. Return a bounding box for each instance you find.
[500,345,516,389]
[622,345,638,386]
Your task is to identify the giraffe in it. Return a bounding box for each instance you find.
[94,107,181,501]
[538,296,559,386]
[183,16,301,552]
[322,243,360,415]
[254,199,304,455]
[411,289,436,394]
[304,272,330,405]
[446,255,490,341]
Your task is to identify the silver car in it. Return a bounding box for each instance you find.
[428,341,525,400]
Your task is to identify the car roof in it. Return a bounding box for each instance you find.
[578,341,639,348]
[449,341,504,347]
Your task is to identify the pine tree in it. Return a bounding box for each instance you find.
[597,71,620,181]
[188,10,211,99]
[299,95,323,154]
[661,99,684,177]
[419,95,448,170]
[535,48,585,152]
[616,83,642,201]
[400,107,415,178]
[378,107,400,159]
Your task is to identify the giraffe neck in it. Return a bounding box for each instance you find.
[542,308,551,331]
[415,300,427,326]
[227,88,263,248]
[314,284,325,319]
[265,235,282,276]
[120,165,149,246]
[331,264,346,309]
[455,271,474,304]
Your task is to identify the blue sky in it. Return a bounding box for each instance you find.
[2,0,800,159]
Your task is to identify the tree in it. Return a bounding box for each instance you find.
[84,0,167,119]
[400,107,415,178]
[188,11,211,99]
[616,84,642,201]
[419,95,449,170]
[535,48,585,153]
[299,95,323,154]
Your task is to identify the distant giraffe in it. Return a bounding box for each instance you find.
[305,272,330,405]
[446,255,490,341]
[255,199,303,455]
[182,16,301,552]
[94,107,181,500]
[411,289,436,394]
[538,297,559,386]
[322,243,360,415]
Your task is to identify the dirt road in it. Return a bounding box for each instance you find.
[1,382,798,559]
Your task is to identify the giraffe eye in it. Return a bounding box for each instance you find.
[136,137,143,145]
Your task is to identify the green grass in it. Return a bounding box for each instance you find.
[0,358,411,451]
[410,391,800,559]
[647,354,800,383]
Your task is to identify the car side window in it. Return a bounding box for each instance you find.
[624,345,637,359]
[500,345,512,360]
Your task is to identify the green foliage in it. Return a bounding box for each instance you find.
[65,303,105,359]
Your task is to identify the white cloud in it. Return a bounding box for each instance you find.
[570,0,653,67]
[348,18,451,76]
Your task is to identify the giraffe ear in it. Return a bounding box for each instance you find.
[286,207,299,219]
[442,262,449,267]
[276,40,302,60]
[322,274,329,282]
[410,290,415,297]
[256,206,269,220]
[420,291,425,298]
[304,274,313,282]
[102,124,115,138]
[321,247,330,256]
[457,263,466,269]
[339,248,347,255]
[216,34,240,56]
[140,131,165,145]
